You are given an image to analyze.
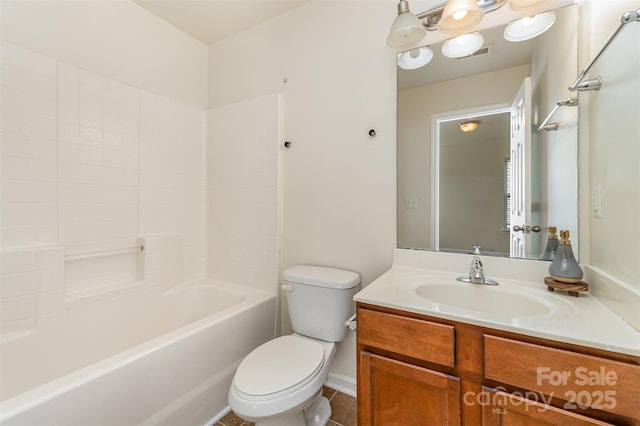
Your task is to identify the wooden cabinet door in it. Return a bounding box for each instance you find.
[359,352,460,426]
[481,389,613,426]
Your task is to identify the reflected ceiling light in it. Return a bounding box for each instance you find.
[504,11,556,41]
[438,0,484,33]
[458,120,481,132]
[397,47,434,70]
[387,0,427,48]
[442,32,484,58]
[509,0,547,10]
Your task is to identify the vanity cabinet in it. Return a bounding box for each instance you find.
[356,303,640,426]
[360,353,460,425]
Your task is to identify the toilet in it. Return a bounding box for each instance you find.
[228,265,360,426]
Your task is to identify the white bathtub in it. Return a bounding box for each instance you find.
[0,279,277,426]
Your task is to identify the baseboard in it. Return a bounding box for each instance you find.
[205,406,231,426]
[325,372,356,398]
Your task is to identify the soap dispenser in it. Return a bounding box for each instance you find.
[548,230,583,283]
[539,226,559,261]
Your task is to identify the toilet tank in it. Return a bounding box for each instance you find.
[283,265,360,342]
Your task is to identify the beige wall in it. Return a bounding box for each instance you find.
[0,0,208,108]
[579,0,640,289]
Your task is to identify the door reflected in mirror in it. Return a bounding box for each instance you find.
[397,4,578,260]
[436,109,511,257]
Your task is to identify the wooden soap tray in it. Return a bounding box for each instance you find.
[544,277,589,297]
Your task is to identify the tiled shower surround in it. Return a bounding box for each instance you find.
[1,42,281,334]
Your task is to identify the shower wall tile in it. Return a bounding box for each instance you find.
[0,43,59,249]
[1,272,36,298]
[206,94,282,293]
[1,42,207,306]
[57,64,140,256]
[0,246,65,333]
[140,234,184,288]
[139,92,206,282]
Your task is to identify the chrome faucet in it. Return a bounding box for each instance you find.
[456,251,499,285]
[468,256,485,284]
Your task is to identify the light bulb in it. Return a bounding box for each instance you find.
[504,11,556,42]
[456,34,470,44]
[397,46,434,70]
[442,32,484,58]
[452,10,468,20]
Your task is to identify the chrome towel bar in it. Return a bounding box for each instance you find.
[537,97,577,132]
[569,8,640,92]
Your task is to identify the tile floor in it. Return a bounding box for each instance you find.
[216,386,356,426]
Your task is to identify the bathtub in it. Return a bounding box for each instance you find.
[0,279,277,426]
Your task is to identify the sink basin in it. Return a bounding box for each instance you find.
[414,283,573,317]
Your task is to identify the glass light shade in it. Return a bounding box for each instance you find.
[397,47,434,70]
[438,0,484,33]
[387,11,427,48]
[509,0,547,10]
[442,32,484,58]
[458,120,481,132]
[504,11,556,42]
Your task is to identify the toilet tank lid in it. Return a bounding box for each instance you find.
[284,265,360,289]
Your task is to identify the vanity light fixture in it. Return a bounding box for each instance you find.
[387,0,427,48]
[397,46,434,70]
[388,0,506,46]
[504,11,556,41]
[458,120,481,132]
[442,32,484,58]
[508,0,547,10]
[438,0,484,33]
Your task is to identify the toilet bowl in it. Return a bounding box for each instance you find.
[228,265,360,426]
[228,334,336,426]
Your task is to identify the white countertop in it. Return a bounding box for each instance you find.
[354,251,640,357]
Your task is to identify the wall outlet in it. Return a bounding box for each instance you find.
[405,197,418,209]
[591,185,603,218]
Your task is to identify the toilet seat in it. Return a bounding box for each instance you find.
[233,335,325,401]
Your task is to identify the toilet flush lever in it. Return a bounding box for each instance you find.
[281,284,293,292]
[344,314,357,331]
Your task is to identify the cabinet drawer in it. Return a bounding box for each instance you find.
[484,335,640,420]
[358,308,455,367]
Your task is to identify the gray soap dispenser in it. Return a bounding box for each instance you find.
[548,230,583,283]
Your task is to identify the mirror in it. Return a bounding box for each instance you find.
[397,4,578,260]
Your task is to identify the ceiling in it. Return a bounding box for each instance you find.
[133,0,309,45]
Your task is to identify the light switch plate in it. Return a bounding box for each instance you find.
[591,185,603,218]
[405,197,418,209]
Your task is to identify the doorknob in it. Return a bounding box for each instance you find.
[513,225,543,233]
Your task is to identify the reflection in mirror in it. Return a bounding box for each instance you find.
[437,110,511,256]
[397,4,578,260]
